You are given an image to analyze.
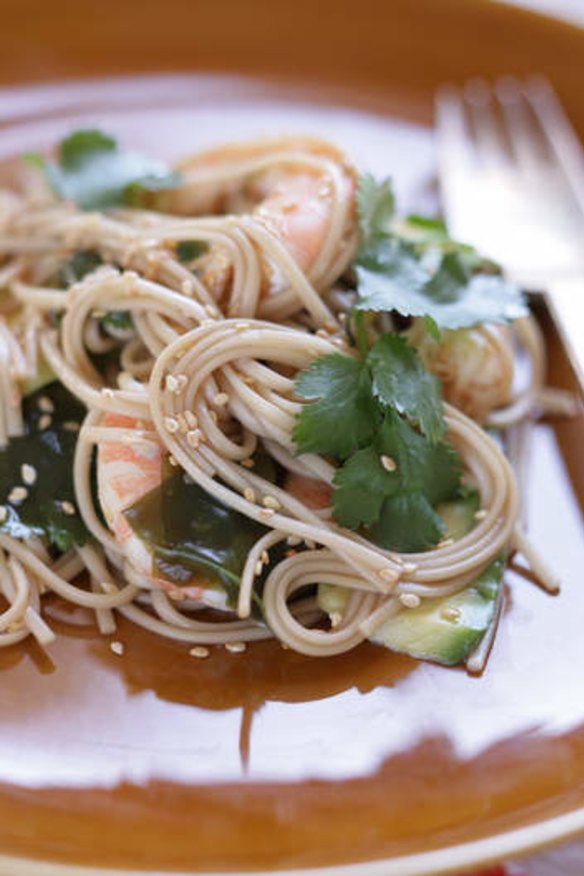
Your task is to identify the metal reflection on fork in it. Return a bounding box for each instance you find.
[435,75,584,391]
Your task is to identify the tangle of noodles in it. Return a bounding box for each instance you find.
[0,135,565,664]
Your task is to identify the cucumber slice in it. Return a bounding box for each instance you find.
[318,492,504,667]
[370,559,504,666]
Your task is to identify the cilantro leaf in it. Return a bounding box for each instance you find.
[332,446,398,528]
[356,173,395,249]
[371,492,446,552]
[354,173,528,330]
[29,129,181,210]
[176,240,209,262]
[376,410,461,506]
[293,355,379,458]
[367,334,444,442]
[0,383,90,552]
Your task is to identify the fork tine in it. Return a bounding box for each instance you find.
[463,78,509,171]
[494,76,550,173]
[435,84,474,171]
[524,76,584,218]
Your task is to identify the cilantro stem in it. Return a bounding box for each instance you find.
[353,309,369,359]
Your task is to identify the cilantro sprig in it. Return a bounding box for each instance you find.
[27,129,180,211]
[354,174,527,331]
[293,339,462,552]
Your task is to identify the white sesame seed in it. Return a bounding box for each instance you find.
[0,505,7,523]
[441,606,461,623]
[378,566,398,583]
[243,487,256,503]
[260,550,269,565]
[181,280,194,296]
[437,538,454,549]
[286,535,302,546]
[100,581,117,594]
[8,486,28,505]
[399,593,421,609]
[38,396,54,413]
[235,322,250,331]
[401,562,418,575]
[330,611,343,628]
[254,560,264,576]
[474,509,488,520]
[101,388,115,399]
[184,410,198,429]
[38,414,52,431]
[316,329,329,339]
[262,495,281,511]
[175,374,188,392]
[213,392,229,407]
[260,508,275,519]
[164,416,179,433]
[186,429,200,448]
[61,501,76,516]
[110,641,124,656]
[225,641,246,653]
[189,646,210,659]
[380,455,397,472]
[206,304,219,318]
[165,374,179,393]
[210,410,218,424]
[21,464,37,486]
[304,538,316,550]
[168,589,186,602]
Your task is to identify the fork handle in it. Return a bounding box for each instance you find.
[544,278,584,394]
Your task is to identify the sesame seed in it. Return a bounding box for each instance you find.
[437,538,454,549]
[401,562,418,575]
[380,455,397,472]
[63,421,80,432]
[38,414,52,431]
[101,388,115,399]
[100,581,117,594]
[176,413,188,434]
[243,487,256,503]
[240,458,255,469]
[184,410,198,428]
[260,550,269,565]
[330,611,343,628]
[186,429,201,448]
[165,374,179,393]
[175,374,188,392]
[304,538,316,550]
[110,641,124,656]
[440,606,461,623]
[260,508,275,520]
[225,641,246,653]
[286,535,302,546]
[399,593,421,609]
[0,505,7,523]
[206,304,219,318]
[262,495,281,511]
[61,501,76,516]
[38,396,54,413]
[316,329,329,339]
[474,509,488,520]
[168,455,179,466]
[210,411,218,424]
[213,392,229,407]
[378,566,398,583]
[189,646,210,659]
[235,322,250,331]
[8,486,28,505]
[168,589,186,602]
[181,280,194,296]
[254,560,264,576]
[164,416,179,433]
[21,464,37,486]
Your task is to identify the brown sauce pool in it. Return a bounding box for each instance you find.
[0,91,583,872]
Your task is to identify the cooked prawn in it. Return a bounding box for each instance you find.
[408,319,514,423]
[97,414,228,608]
[156,136,357,298]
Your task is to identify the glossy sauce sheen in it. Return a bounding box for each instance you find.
[0,96,583,872]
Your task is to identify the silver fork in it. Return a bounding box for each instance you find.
[435,76,584,390]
